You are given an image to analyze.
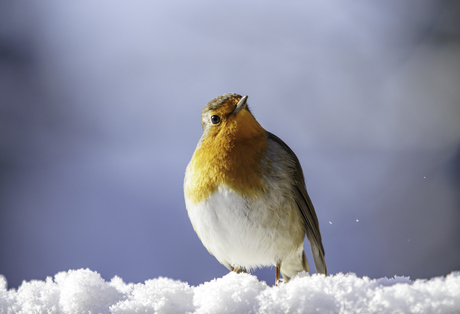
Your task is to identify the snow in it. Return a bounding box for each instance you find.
[1,269,459,313]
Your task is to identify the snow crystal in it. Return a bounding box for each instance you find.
[111,277,194,313]
[1,269,459,313]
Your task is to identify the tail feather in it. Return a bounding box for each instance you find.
[311,243,328,275]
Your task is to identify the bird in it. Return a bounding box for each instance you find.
[184,93,327,284]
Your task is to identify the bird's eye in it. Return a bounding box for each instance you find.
[211,115,221,124]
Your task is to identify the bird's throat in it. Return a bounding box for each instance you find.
[186,110,268,205]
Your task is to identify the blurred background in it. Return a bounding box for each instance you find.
[1,0,459,289]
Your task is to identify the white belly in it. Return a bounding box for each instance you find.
[185,184,304,270]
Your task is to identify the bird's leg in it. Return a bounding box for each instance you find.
[275,262,281,286]
[233,266,240,273]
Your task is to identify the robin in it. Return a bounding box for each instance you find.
[184,93,327,284]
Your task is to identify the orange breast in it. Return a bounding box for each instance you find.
[186,109,268,205]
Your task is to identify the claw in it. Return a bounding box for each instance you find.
[275,262,281,286]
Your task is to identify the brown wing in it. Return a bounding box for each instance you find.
[266,132,327,275]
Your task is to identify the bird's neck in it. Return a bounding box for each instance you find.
[186,111,268,205]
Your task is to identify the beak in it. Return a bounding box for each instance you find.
[232,95,248,115]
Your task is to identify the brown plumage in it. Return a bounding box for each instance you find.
[184,93,327,284]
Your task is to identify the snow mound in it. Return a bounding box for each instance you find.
[1,269,459,313]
